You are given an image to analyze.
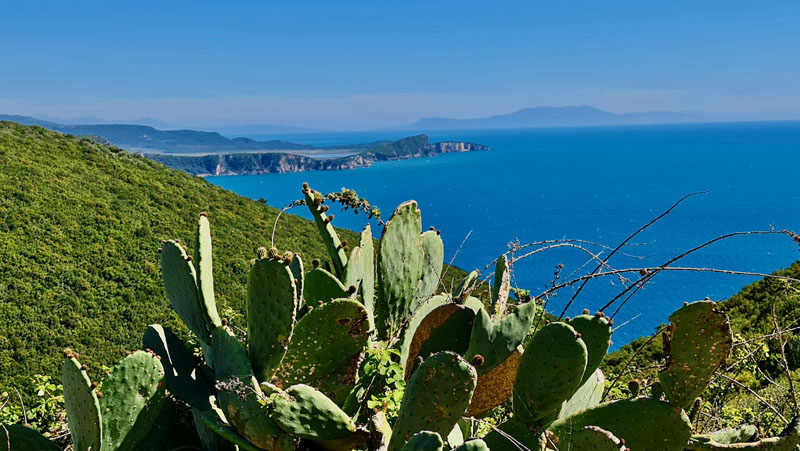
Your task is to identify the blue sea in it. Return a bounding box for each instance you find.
[208,121,800,349]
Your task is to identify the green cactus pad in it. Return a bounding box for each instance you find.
[388,352,477,451]
[558,368,605,420]
[98,351,166,451]
[194,408,272,451]
[210,327,284,450]
[568,314,612,386]
[376,200,424,340]
[62,357,102,451]
[686,419,799,450]
[513,322,587,426]
[549,397,692,451]
[453,270,478,302]
[0,424,60,451]
[194,215,223,330]
[304,186,348,277]
[398,294,451,369]
[343,245,365,292]
[552,425,625,451]
[401,431,444,451]
[247,257,298,382]
[304,267,350,305]
[142,324,213,409]
[452,439,490,451]
[276,299,370,404]
[482,420,546,451]
[161,240,212,343]
[659,301,733,408]
[413,230,444,308]
[465,300,537,374]
[288,253,305,311]
[491,255,510,319]
[465,347,522,416]
[272,384,357,440]
[359,225,376,331]
[402,303,477,379]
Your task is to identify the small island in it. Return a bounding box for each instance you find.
[147,134,490,176]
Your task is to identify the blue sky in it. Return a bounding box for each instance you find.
[1,1,799,129]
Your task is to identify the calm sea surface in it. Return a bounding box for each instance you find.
[209,122,800,348]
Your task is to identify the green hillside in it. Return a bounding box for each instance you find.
[0,121,370,393]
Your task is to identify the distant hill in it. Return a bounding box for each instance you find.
[150,134,490,176]
[213,123,322,136]
[403,105,693,130]
[0,114,314,154]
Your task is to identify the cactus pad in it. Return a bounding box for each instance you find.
[0,424,60,451]
[549,397,692,451]
[288,253,304,310]
[304,186,348,277]
[210,327,283,449]
[491,254,510,319]
[413,230,444,308]
[568,314,612,386]
[359,224,376,330]
[452,439,490,451]
[276,299,370,404]
[398,294,450,369]
[465,347,522,416]
[482,420,546,451]
[388,352,477,451]
[271,384,357,440]
[552,426,625,451]
[453,270,478,302]
[99,351,166,451]
[403,303,477,379]
[659,301,733,408]
[194,215,223,330]
[558,368,605,420]
[247,257,298,382]
[161,240,211,343]
[142,324,213,409]
[343,245,365,292]
[513,322,587,426]
[401,431,444,451]
[465,300,537,374]
[62,357,102,451]
[376,200,424,339]
[304,267,350,305]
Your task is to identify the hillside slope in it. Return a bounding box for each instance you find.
[0,122,369,391]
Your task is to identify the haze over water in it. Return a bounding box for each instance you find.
[209,121,800,348]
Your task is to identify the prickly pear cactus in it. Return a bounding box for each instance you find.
[359,224,376,330]
[271,384,357,440]
[247,256,298,382]
[194,214,223,329]
[62,357,102,451]
[275,299,370,404]
[376,200,424,340]
[549,397,692,451]
[413,229,444,307]
[99,351,167,451]
[403,303,478,379]
[659,301,733,408]
[453,270,478,303]
[343,245,365,292]
[143,324,213,409]
[466,347,523,416]
[0,424,60,451]
[568,313,612,386]
[210,327,284,450]
[452,439,490,451]
[304,267,350,305]
[388,352,477,451]
[398,294,451,369]
[401,431,444,451]
[161,240,214,344]
[482,420,546,451]
[557,368,605,420]
[491,254,510,319]
[303,185,348,277]
[513,322,588,426]
[465,300,537,372]
[288,253,304,309]
[554,426,625,451]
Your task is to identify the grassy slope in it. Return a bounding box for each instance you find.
[0,122,372,391]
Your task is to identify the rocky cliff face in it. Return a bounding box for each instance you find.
[148,135,489,176]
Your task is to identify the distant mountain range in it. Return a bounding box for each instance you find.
[401,105,694,130]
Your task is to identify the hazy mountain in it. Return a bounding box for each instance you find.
[213,123,322,136]
[402,105,694,130]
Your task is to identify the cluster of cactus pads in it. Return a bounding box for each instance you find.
[4,183,800,451]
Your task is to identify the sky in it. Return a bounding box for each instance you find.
[1,1,799,130]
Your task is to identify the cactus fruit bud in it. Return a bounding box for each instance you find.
[256,246,267,259]
[91,381,98,388]
[684,301,689,306]
[312,258,321,268]
[343,245,350,252]
[628,379,641,396]
[283,251,294,263]
[325,214,335,224]
[186,255,193,261]
[471,355,485,367]
[302,182,309,190]
[199,211,208,217]
[157,248,162,254]
[565,316,571,321]
[63,348,74,358]
[81,364,88,370]
[96,391,103,398]
[583,309,590,315]
[321,205,329,212]
[161,240,167,245]
[594,311,605,318]
[125,350,131,355]
[608,318,614,326]
[221,318,228,326]
[436,230,441,235]
[545,320,551,325]
[639,269,648,276]
[429,226,436,231]
[348,285,357,294]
